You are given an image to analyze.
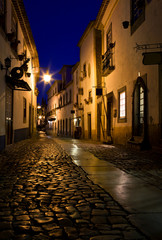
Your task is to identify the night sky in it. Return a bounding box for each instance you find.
[23,0,103,104]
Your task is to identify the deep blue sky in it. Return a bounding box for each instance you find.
[23,0,103,104]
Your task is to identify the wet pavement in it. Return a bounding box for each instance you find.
[54,137,162,240]
[0,132,148,240]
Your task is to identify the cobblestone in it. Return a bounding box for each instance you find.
[0,134,147,239]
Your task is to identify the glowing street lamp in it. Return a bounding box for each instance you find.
[43,73,51,83]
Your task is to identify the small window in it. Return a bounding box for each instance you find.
[66,92,68,104]
[0,0,5,15]
[88,63,91,78]
[118,87,127,123]
[11,6,18,53]
[83,64,87,78]
[63,94,65,105]
[69,90,72,103]
[78,88,83,95]
[120,92,126,118]
[23,97,27,123]
[0,0,5,30]
[106,24,112,50]
[76,94,78,104]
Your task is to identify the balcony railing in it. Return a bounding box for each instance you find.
[102,43,115,76]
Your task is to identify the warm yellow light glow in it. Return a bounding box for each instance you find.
[37,105,41,109]
[38,115,42,119]
[43,74,51,83]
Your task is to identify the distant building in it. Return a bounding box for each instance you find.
[37,98,46,130]
[71,62,82,139]
[47,65,74,137]
[0,0,39,151]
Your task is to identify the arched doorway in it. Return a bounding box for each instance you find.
[131,77,149,148]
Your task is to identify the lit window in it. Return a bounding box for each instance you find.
[120,91,126,118]
[118,87,127,123]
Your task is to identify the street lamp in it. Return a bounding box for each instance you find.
[43,73,51,83]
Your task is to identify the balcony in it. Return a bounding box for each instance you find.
[102,43,115,76]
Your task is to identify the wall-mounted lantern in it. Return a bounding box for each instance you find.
[122,21,129,29]
[5,57,11,69]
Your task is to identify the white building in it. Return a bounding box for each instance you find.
[94,0,162,149]
[78,21,102,140]
[47,65,74,137]
[0,0,39,150]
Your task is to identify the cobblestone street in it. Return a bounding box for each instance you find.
[0,134,147,240]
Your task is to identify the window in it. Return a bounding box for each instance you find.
[118,87,127,122]
[88,63,91,78]
[131,0,145,34]
[102,23,115,76]
[63,94,65,105]
[0,0,4,15]
[23,97,27,123]
[78,88,83,95]
[66,92,68,104]
[59,96,62,107]
[69,90,71,103]
[120,92,126,118]
[0,0,5,30]
[11,6,19,53]
[88,90,92,103]
[106,24,112,50]
[83,64,87,78]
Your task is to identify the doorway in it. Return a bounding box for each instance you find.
[132,77,147,139]
[88,113,91,139]
[107,94,113,137]
[5,86,13,145]
[29,105,32,137]
[97,103,102,140]
[159,65,162,139]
